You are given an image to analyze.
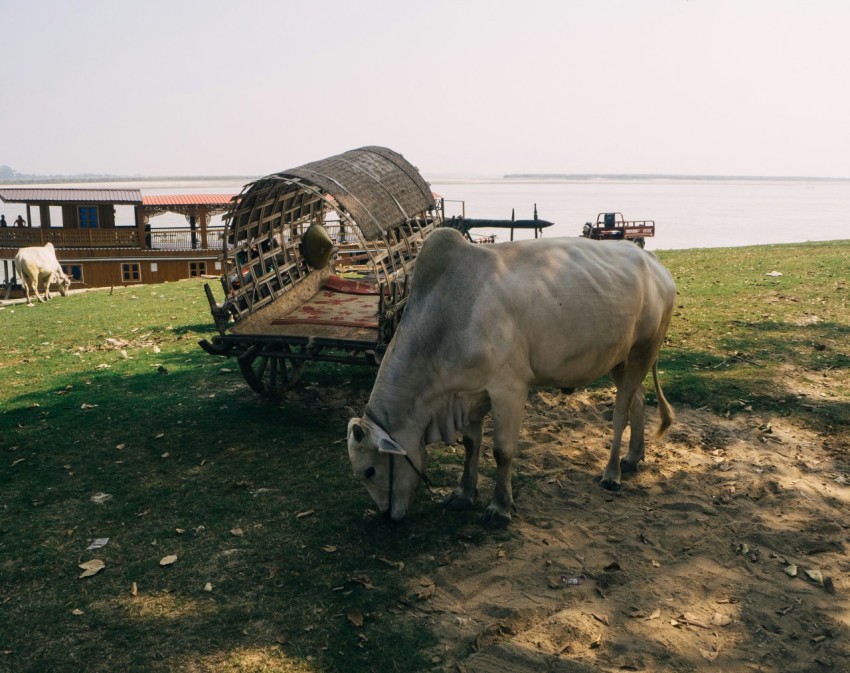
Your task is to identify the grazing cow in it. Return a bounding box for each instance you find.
[347,228,676,527]
[14,242,72,305]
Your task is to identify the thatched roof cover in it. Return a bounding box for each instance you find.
[261,146,435,240]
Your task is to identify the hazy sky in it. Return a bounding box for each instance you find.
[2,0,849,178]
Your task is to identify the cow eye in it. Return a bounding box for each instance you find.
[364,466,376,479]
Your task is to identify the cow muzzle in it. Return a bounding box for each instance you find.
[383,452,434,522]
[383,507,406,523]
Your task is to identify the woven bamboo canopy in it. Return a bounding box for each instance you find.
[227,146,436,243]
[216,146,440,327]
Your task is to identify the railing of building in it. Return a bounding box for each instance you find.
[0,226,227,251]
[148,227,227,250]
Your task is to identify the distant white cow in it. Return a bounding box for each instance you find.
[14,242,72,305]
[348,228,676,527]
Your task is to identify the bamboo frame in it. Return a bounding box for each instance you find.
[213,147,440,334]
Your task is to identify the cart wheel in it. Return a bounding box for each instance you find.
[238,345,305,396]
[633,237,646,249]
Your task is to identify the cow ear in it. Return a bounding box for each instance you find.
[349,420,365,443]
[378,437,407,456]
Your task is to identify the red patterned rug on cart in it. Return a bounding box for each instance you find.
[271,275,380,328]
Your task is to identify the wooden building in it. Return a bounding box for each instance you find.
[0,188,236,296]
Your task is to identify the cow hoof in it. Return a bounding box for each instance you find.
[480,506,511,530]
[620,458,640,475]
[599,477,621,492]
[443,491,474,511]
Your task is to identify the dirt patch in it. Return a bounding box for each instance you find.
[396,389,850,672]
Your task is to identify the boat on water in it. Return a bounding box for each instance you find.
[0,188,235,298]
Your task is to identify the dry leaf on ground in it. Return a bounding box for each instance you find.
[376,556,404,570]
[78,559,105,578]
[711,612,733,627]
[700,647,720,662]
[348,575,374,590]
[804,568,824,585]
[346,610,364,627]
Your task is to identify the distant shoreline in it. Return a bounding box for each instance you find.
[2,173,849,185]
[503,173,850,182]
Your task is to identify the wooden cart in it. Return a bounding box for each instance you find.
[199,146,441,395]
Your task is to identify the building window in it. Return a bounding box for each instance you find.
[61,264,83,282]
[189,261,207,277]
[79,206,99,228]
[122,263,141,283]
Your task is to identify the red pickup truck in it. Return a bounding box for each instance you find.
[581,212,655,248]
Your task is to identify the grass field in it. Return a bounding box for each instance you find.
[1,240,847,672]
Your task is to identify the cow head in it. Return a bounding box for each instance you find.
[55,271,72,297]
[347,415,425,522]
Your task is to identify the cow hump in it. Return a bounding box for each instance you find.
[411,228,470,294]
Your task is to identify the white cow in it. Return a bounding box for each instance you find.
[347,228,676,527]
[14,242,72,305]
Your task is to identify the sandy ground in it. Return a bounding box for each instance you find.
[384,388,850,673]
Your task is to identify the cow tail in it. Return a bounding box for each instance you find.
[652,360,674,438]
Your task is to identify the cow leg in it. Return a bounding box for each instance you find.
[444,421,482,511]
[22,277,35,305]
[34,275,47,303]
[601,361,649,490]
[481,391,525,529]
[42,274,54,301]
[621,382,646,474]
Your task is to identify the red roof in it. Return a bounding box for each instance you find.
[142,194,236,206]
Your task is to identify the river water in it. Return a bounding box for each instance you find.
[430,176,850,250]
[2,175,848,254]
